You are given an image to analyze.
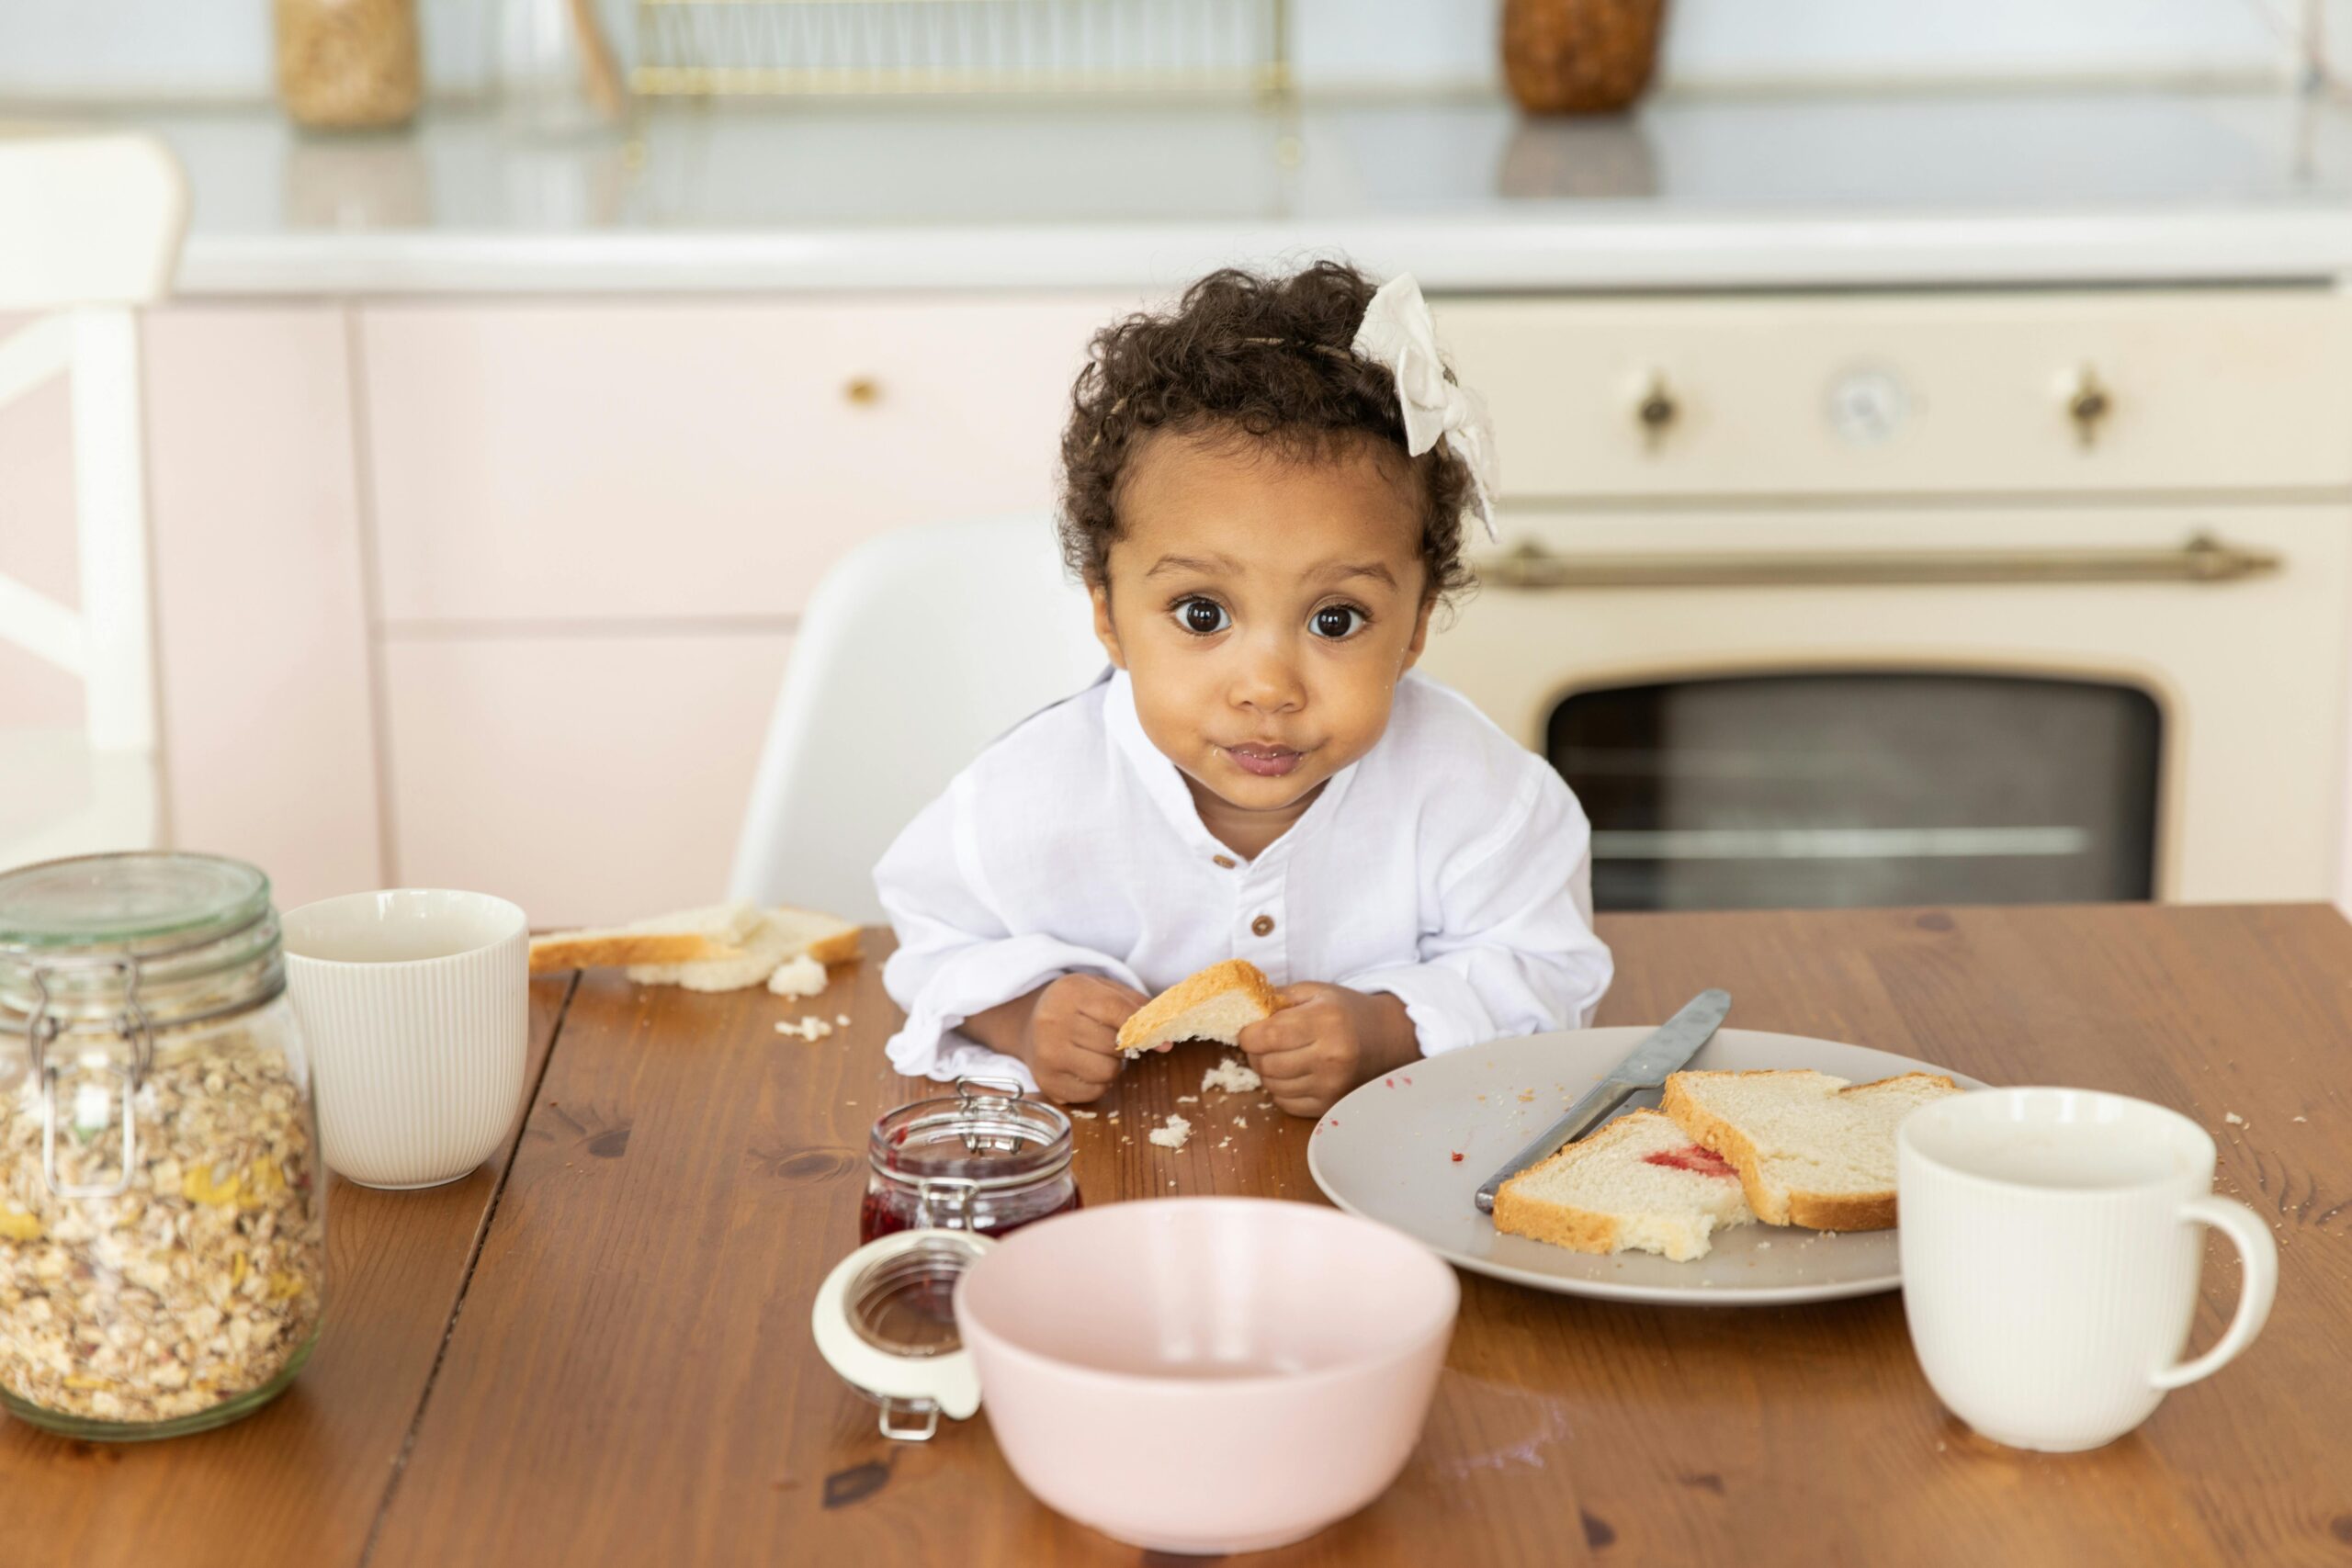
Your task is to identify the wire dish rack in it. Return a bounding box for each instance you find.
[632,0,1289,98]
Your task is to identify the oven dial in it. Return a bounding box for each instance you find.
[1826,367,1910,447]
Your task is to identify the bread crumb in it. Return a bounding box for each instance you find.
[1517,1089,1536,1103]
[1232,1117,1249,1130]
[2224,1111,2246,1126]
[2293,1115,2308,1122]
[1148,1113,1193,1151]
[1068,1108,1099,1120]
[1757,1241,1770,1249]
[835,1013,851,1027]
[765,953,828,998]
[773,1016,834,1041]
[1176,1094,1200,1104]
[1202,1057,1261,1095]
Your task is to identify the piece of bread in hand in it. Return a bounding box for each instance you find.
[626,905,862,993]
[1116,959,1282,1057]
[1660,1068,1962,1231]
[528,901,764,976]
[1492,1110,1755,1262]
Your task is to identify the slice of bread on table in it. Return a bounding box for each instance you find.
[1660,1068,1960,1231]
[528,901,764,976]
[1116,959,1282,1057]
[1492,1110,1754,1262]
[532,901,861,992]
[628,906,861,992]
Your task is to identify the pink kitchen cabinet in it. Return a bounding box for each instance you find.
[379,631,794,929]
[357,296,1131,624]
[141,306,385,909]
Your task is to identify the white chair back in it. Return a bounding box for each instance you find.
[729,516,1109,925]
[0,126,187,870]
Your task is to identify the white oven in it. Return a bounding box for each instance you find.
[1422,289,2352,910]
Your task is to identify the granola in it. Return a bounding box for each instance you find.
[0,1027,324,1426]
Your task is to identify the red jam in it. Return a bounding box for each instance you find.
[857,1184,1081,1245]
[1644,1145,1738,1179]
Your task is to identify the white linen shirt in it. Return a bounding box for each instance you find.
[875,668,1613,1089]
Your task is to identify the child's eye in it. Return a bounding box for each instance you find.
[1310,604,1369,639]
[1174,597,1231,636]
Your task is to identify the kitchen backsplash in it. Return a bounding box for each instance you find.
[0,0,2339,101]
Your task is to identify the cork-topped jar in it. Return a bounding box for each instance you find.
[275,0,423,130]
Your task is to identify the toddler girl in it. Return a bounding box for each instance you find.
[876,261,1611,1118]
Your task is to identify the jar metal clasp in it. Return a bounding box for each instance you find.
[953,1075,1027,1155]
[25,955,154,1200]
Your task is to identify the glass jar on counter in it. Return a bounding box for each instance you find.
[274,0,422,130]
[0,853,326,1440]
[860,1079,1080,1244]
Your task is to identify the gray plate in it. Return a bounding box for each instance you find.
[1306,1027,1988,1307]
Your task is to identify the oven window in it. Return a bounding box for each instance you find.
[1549,672,2162,912]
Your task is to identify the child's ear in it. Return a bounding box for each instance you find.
[1398,594,1435,673]
[1090,581,1128,670]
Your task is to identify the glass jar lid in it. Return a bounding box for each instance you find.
[0,852,282,1040]
[868,1077,1073,1196]
[0,852,270,952]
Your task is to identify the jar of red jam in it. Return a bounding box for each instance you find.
[859,1077,1080,1244]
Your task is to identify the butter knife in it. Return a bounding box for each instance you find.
[1473,988,1732,1214]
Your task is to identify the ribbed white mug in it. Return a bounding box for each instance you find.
[1897,1087,2277,1452]
[281,889,528,1190]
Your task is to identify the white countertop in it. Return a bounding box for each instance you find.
[140,87,2352,295]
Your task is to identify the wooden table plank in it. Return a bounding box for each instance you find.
[0,974,575,1568]
[368,908,2352,1567]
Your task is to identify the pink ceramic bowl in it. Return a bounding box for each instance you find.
[953,1197,1458,1555]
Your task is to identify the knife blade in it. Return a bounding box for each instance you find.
[1473,988,1732,1214]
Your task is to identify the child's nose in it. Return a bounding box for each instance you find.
[1230,638,1306,714]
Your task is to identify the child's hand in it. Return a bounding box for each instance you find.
[1236,983,1420,1119]
[1021,974,1150,1105]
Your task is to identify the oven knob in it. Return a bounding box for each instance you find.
[2062,366,2111,448]
[1634,374,1679,448]
[1825,367,1909,446]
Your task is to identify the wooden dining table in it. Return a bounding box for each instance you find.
[6,902,2349,1567]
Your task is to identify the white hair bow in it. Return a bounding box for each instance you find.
[1351,272,1500,543]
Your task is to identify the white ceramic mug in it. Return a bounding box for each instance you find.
[1897,1087,2278,1452]
[281,889,528,1189]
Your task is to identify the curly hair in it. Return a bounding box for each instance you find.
[1057,261,1477,604]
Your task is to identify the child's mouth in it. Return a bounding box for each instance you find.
[1224,743,1305,778]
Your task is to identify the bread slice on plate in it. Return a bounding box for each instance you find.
[1491,1110,1755,1262]
[627,905,862,993]
[528,901,763,976]
[1116,959,1282,1057]
[1661,1068,1961,1231]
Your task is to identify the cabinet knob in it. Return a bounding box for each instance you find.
[2064,367,2110,449]
[1635,375,1678,448]
[843,377,883,407]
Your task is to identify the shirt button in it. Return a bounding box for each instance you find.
[1213,855,1237,869]
[1251,914,1275,938]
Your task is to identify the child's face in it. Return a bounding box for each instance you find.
[1091,429,1433,834]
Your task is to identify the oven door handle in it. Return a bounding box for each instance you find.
[1476,531,2279,590]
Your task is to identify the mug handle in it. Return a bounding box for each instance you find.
[2150,1195,2279,1392]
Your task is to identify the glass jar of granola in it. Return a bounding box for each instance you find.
[0,852,326,1440]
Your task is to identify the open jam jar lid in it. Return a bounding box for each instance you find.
[810,1228,994,1442]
